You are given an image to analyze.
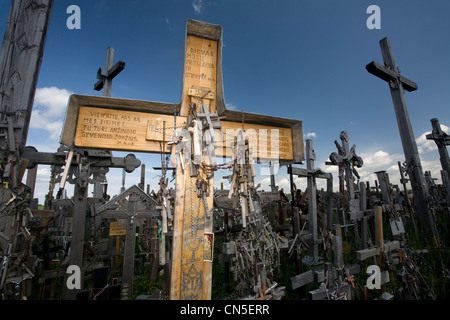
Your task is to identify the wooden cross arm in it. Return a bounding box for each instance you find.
[98,210,156,219]
[108,61,126,79]
[366,61,418,92]
[426,132,450,144]
[22,146,141,172]
[288,166,332,180]
[94,61,126,91]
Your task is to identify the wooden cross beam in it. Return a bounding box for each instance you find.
[60,94,303,162]
[366,37,438,240]
[22,146,140,172]
[366,61,418,92]
[97,185,158,299]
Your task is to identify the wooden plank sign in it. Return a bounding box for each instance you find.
[182,35,218,114]
[74,105,187,152]
[109,221,126,236]
[72,104,294,160]
[61,95,303,161]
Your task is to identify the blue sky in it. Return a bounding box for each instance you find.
[1,0,449,203]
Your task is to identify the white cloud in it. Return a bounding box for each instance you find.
[226,102,239,111]
[192,0,203,14]
[306,132,317,138]
[359,150,402,171]
[30,87,72,141]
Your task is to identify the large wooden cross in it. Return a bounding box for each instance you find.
[96,185,158,299]
[60,19,304,300]
[0,0,53,299]
[366,37,439,241]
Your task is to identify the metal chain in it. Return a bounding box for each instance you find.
[188,177,203,237]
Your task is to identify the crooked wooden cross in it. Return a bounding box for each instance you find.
[366,37,439,243]
[60,19,304,300]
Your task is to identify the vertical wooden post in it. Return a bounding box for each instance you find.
[102,47,114,97]
[306,139,318,257]
[64,180,88,300]
[373,206,385,293]
[359,182,369,249]
[122,195,138,297]
[25,165,38,199]
[170,20,222,300]
[0,0,54,154]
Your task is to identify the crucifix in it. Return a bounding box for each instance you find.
[328,131,363,214]
[426,118,450,205]
[366,37,439,242]
[97,185,158,300]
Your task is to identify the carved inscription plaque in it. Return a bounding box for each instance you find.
[74,106,186,152]
[74,106,294,160]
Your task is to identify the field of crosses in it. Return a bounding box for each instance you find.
[0,1,449,301]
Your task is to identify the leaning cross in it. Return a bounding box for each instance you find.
[426,118,450,204]
[366,37,439,241]
[97,185,158,299]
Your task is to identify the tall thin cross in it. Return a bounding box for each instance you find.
[305,139,318,257]
[366,37,439,241]
[94,47,125,97]
[426,118,450,205]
